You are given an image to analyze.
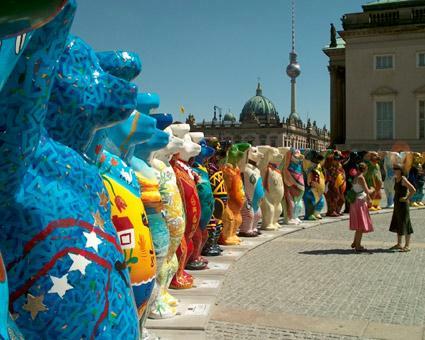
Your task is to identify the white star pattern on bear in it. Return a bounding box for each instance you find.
[83,231,102,252]
[68,253,91,275]
[48,274,74,299]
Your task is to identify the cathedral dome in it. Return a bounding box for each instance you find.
[240,83,280,125]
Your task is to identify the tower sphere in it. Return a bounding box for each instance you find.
[286,62,301,79]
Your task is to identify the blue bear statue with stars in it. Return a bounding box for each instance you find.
[0,2,141,338]
[0,6,37,340]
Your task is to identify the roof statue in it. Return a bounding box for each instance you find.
[330,23,337,48]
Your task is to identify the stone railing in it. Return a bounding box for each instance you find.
[342,6,425,30]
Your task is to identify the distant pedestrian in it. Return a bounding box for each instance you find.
[349,162,375,252]
[389,164,416,252]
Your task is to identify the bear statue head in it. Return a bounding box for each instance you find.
[206,138,231,166]
[97,91,159,159]
[133,113,173,161]
[364,151,380,164]
[257,146,283,169]
[103,110,157,157]
[277,147,290,165]
[169,124,201,162]
[96,50,142,82]
[190,133,215,164]
[153,126,184,161]
[240,146,264,170]
[46,34,140,155]
[226,142,250,167]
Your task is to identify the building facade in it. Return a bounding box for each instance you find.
[188,83,330,150]
[324,0,425,151]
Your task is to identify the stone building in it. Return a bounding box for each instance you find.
[323,0,425,151]
[187,83,330,150]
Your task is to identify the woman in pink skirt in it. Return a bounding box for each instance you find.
[350,162,375,251]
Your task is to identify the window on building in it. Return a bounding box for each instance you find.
[418,53,425,67]
[376,101,394,140]
[270,136,277,147]
[259,135,267,145]
[375,55,394,70]
[420,100,425,139]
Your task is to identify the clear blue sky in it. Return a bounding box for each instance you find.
[72,0,367,128]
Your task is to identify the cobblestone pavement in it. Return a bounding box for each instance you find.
[207,321,378,340]
[206,209,425,339]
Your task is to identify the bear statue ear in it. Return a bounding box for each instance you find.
[96,51,142,81]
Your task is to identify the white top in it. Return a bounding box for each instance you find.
[352,182,367,199]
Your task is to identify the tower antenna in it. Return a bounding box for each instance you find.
[291,0,295,52]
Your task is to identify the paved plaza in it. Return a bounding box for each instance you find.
[206,209,425,340]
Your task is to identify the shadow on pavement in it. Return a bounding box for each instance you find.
[299,248,398,255]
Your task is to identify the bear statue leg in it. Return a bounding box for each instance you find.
[239,202,257,237]
[337,193,345,215]
[284,187,298,225]
[260,198,277,230]
[219,208,240,245]
[212,222,224,253]
[202,219,221,256]
[273,201,283,229]
[253,209,262,233]
[186,227,208,270]
[386,191,394,208]
[293,191,304,223]
[161,254,179,307]
[232,210,243,243]
[303,190,316,221]
[314,195,325,219]
[170,238,193,289]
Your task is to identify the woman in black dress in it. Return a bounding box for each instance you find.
[389,164,416,252]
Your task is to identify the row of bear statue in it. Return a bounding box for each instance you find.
[1,2,425,339]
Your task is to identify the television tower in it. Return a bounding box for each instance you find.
[286,0,301,121]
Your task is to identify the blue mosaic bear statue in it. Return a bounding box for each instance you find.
[0,13,35,340]
[0,2,141,338]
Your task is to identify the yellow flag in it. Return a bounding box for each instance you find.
[180,105,185,114]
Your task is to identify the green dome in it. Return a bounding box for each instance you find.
[223,112,236,122]
[240,83,279,124]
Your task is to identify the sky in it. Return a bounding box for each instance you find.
[72,0,368,128]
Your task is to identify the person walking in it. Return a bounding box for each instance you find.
[349,162,375,252]
[389,164,416,252]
